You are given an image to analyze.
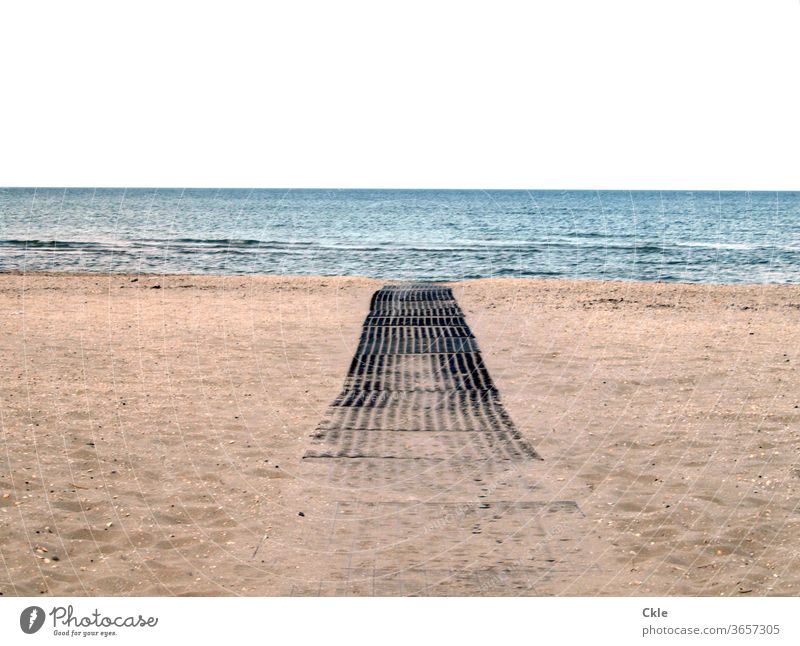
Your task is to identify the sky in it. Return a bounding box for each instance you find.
[1,0,799,189]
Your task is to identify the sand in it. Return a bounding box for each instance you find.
[1,273,799,596]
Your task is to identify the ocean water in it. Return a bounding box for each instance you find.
[1,188,798,283]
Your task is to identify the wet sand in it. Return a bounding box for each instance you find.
[1,273,799,596]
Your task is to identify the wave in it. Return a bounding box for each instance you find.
[0,239,115,249]
[156,238,316,248]
[3,238,798,258]
[674,241,757,250]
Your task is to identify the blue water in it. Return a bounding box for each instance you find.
[1,188,798,283]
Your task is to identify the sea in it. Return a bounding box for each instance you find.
[1,188,798,283]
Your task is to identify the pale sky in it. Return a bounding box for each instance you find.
[2,0,799,189]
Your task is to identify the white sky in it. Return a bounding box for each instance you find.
[1,0,799,189]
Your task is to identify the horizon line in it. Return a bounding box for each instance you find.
[2,186,799,193]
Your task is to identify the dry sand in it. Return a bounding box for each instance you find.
[1,273,799,596]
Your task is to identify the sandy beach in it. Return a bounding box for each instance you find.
[1,273,799,596]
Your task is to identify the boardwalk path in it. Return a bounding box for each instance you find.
[283,284,603,595]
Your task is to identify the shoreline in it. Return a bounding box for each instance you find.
[3,269,800,289]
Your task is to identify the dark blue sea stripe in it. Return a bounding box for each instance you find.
[303,283,540,461]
